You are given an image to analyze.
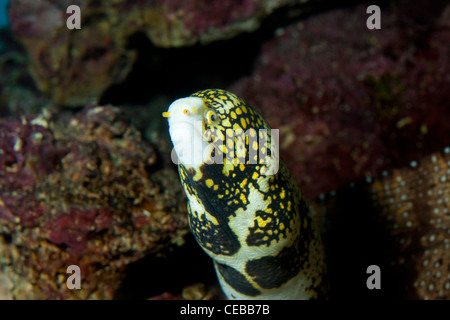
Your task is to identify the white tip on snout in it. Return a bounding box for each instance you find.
[165,97,208,167]
[165,97,205,122]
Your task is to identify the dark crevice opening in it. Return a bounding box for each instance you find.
[324,185,414,299]
[114,234,218,300]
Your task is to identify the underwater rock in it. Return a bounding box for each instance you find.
[0,105,188,299]
[8,0,311,106]
[8,0,137,107]
[230,2,450,199]
[311,148,450,300]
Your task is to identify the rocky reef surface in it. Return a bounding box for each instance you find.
[8,0,314,106]
[0,106,188,299]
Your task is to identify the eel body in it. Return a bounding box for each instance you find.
[163,89,327,299]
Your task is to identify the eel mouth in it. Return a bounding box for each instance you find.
[169,120,206,166]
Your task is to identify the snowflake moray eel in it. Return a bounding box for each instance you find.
[163,89,327,299]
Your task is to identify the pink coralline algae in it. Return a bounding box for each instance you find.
[229,3,450,200]
[0,106,189,299]
[0,114,62,226]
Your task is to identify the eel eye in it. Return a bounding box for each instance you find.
[204,109,219,125]
[183,109,189,115]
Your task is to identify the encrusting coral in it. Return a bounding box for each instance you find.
[0,105,188,299]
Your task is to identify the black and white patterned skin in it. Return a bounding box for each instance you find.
[164,89,327,299]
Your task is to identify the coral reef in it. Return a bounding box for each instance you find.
[8,0,311,106]
[223,2,449,300]
[311,148,450,300]
[0,106,188,299]
[230,2,450,199]
[1,0,449,300]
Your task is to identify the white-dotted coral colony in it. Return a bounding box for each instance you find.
[368,147,449,299]
[313,147,449,299]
